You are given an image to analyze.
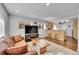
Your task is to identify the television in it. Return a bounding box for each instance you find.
[25,25,38,34]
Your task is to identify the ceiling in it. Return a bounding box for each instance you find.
[3,3,79,20]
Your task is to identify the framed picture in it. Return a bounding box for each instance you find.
[38,24,45,29]
[38,25,41,29]
[18,21,25,29]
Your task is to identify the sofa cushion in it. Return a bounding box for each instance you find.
[4,44,28,55]
[3,36,15,47]
[0,36,15,55]
[13,35,23,43]
[0,41,10,55]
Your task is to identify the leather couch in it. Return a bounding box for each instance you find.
[0,35,37,55]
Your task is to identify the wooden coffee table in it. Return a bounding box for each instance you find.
[27,38,49,55]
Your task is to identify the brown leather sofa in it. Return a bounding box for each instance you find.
[0,35,37,55]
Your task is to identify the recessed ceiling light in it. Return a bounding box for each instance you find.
[46,3,50,6]
[15,10,19,13]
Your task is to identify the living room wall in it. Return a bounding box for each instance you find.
[8,15,48,37]
[0,4,8,36]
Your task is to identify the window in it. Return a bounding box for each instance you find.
[0,18,5,38]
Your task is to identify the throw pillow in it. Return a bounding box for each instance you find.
[13,35,23,43]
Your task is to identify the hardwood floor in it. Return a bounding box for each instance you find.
[45,36,77,51]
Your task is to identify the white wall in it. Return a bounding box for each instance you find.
[66,20,74,37]
[0,4,8,35]
[8,15,47,37]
